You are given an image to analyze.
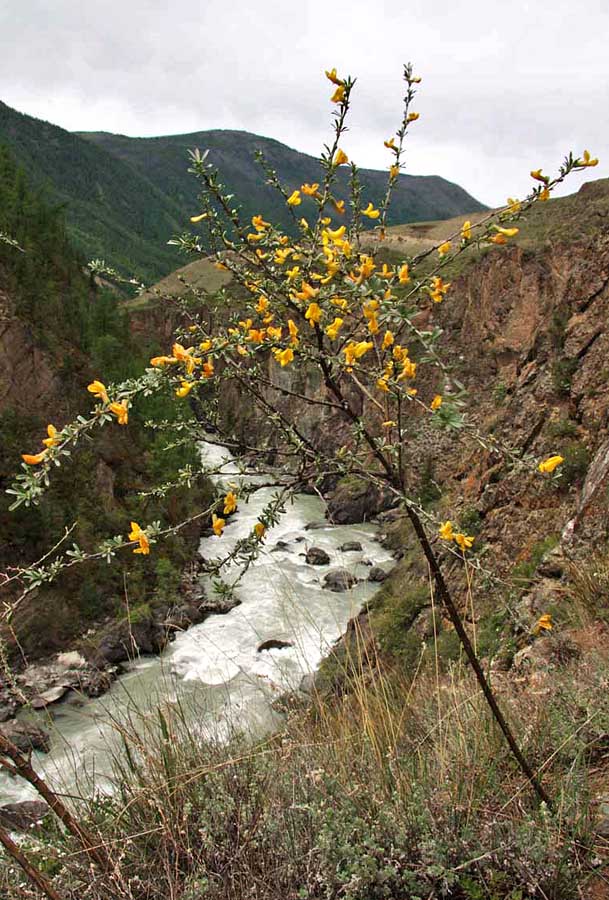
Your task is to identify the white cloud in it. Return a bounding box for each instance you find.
[1,0,606,206]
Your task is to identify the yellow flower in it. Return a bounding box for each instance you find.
[325,317,344,340]
[454,532,474,551]
[331,84,345,103]
[267,325,283,341]
[172,343,201,374]
[247,328,266,343]
[507,197,521,214]
[212,513,225,537]
[333,149,349,166]
[407,112,420,122]
[287,190,302,206]
[398,264,410,284]
[109,400,129,426]
[343,342,362,367]
[252,214,271,230]
[214,261,228,270]
[492,225,519,237]
[461,220,472,241]
[128,522,150,555]
[539,186,550,201]
[254,522,266,539]
[390,164,400,179]
[382,420,397,428]
[199,340,212,352]
[429,277,450,302]
[42,424,58,448]
[274,247,293,264]
[305,302,323,327]
[255,296,269,315]
[223,491,238,515]
[384,137,396,149]
[87,380,109,403]
[325,67,342,85]
[176,380,195,398]
[379,263,393,279]
[579,149,599,167]
[354,341,374,359]
[286,265,300,282]
[150,355,177,367]
[534,613,553,634]
[22,450,47,465]
[247,231,264,242]
[288,319,299,345]
[362,202,380,219]
[295,282,319,302]
[397,358,417,381]
[332,199,346,215]
[530,168,549,183]
[301,183,320,196]
[273,347,295,367]
[382,330,394,350]
[325,224,346,243]
[490,233,507,245]
[376,378,389,392]
[438,240,451,257]
[538,455,564,474]
[439,521,454,541]
[202,360,215,378]
[190,212,207,223]
[331,297,348,310]
[431,394,443,411]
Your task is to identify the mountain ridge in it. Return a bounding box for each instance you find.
[0,99,485,281]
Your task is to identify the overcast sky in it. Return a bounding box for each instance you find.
[1,0,607,207]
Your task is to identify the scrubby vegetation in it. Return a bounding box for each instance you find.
[0,145,211,659]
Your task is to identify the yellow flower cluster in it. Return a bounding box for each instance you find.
[439,521,474,552]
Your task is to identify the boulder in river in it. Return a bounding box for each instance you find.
[339,541,363,553]
[306,547,331,566]
[271,540,291,553]
[257,639,294,653]
[0,721,50,753]
[326,476,388,524]
[0,801,50,832]
[323,569,358,592]
[368,566,389,583]
[31,684,71,709]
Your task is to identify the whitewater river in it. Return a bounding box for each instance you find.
[0,440,393,806]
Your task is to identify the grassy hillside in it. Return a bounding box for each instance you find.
[0,101,184,280]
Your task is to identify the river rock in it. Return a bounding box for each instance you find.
[31,684,71,709]
[257,639,294,653]
[299,672,317,694]
[368,566,389,583]
[323,569,358,592]
[0,721,50,753]
[0,801,50,832]
[93,617,165,666]
[339,541,363,553]
[306,547,331,566]
[271,540,291,552]
[305,521,329,531]
[326,476,388,524]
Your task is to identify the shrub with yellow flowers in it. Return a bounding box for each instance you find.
[3,62,598,805]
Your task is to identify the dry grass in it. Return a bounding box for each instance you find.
[3,615,607,900]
